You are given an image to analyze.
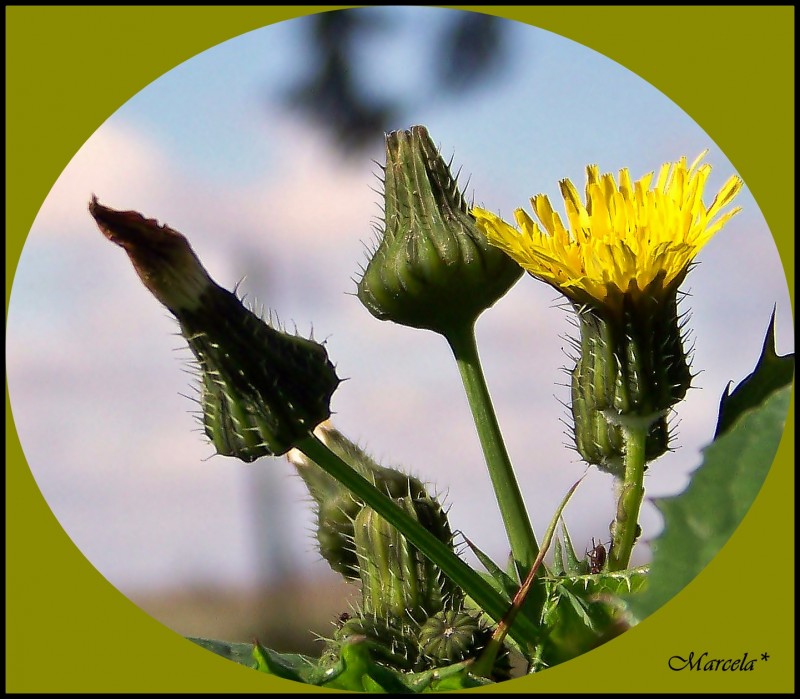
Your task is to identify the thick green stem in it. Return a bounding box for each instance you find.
[444,323,539,574]
[295,433,539,648]
[608,424,648,571]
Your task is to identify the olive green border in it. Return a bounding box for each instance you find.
[6,5,794,693]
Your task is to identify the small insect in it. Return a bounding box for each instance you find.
[586,538,608,574]
[336,611,351,627]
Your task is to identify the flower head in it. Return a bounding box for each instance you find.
[472,153,743,310]
[472,155,742,475]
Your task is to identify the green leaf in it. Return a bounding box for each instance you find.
[715,309,794,438]
[192,636,416,690]
[461,539,537,658]
[423,666,493,692]
[628,383,793,620]
[626,313,793,621]
[187,637,258,670]
[244,634,498,692]
[553,537,565,576]
[251,641,321,683]
[536,572,635,668]
[319,639,414,693]
[547,566,649,599]
[462,536,518,599]
[557,587,594,629]
[558,520,584,575]
[472,475,588,677]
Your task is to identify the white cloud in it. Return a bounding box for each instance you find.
[32,121,169,232]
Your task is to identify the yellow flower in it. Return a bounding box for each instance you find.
[472,154,743,474]
[472,153,743,309]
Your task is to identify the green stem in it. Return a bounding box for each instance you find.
[295,433,539,649]
[608,424,648,571]
[444,323,539,573]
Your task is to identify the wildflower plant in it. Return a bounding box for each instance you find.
[90,126,793,691]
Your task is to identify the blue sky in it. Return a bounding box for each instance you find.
[7,7,793,624]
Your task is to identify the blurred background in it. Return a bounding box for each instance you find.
[6,7,793,656]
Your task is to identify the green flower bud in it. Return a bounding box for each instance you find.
[570,288,691,477]
[355,494,458,623]
[90,198,339,460]
[357,125,522,335]
[287,423,429,579]
[417,610,482,664]
[418,609,511,680]
[183,293,339,460]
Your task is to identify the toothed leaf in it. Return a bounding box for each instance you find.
[629,315,792,620]
[537,574,632,668]
[558,521,584,575]
[715,310,794,437]
[627,383,792,621]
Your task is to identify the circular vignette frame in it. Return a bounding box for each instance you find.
[6,6,794,694]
